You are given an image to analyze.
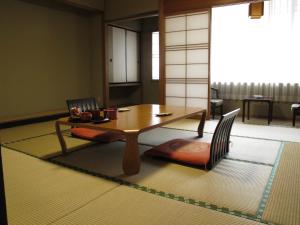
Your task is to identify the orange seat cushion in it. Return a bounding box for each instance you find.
[70,128,123,142]
[145,139,211,166]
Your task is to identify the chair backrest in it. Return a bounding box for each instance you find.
[66,97,99,113]
[208,108,240,169]
[211,87,219,99]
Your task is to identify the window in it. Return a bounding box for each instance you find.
[152,31,159,80]
[211,1,300,84]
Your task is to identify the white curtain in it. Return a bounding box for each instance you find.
[211,0,300,84]
[212,82,300,102]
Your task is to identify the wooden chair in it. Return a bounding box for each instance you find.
[66,97,123,142]
[291,103,300,126]
[66,97,100,113]
[0,145,8,225]
[145,109,240,170]
[210,87,223,119]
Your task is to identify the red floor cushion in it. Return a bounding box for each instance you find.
[71,128,123,142]
[145,139,211,166]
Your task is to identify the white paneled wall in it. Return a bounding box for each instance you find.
[165,11,210,109]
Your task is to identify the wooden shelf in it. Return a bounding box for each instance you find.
[109,82,141,87]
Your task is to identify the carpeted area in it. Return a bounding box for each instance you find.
[2,147,266,225]
[51,141,273,215]
[164,118,300,142]
[3,126,281,165]
[139,127,281,165]
[2,147,120,225]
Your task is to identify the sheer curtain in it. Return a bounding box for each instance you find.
[211,0,300,102]
[211,0,300,85]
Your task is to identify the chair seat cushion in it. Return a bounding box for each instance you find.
[144,139,211,166]
[211,99,223,106]
[71,128,123,142]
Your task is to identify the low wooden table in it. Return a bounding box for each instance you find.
[55,104,206,175]
[242,97,273,125]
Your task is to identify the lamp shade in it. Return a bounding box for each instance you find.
[249,2,264,19]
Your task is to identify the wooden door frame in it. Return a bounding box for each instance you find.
[103,13,159,107]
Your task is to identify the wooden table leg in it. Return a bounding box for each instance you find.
[247,101,250,120]
[242,100,245,122]
[268,101,273,125]
[55,121,67,155]
[123,132,140,175]
[197,110,207,138]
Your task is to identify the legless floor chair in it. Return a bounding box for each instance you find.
[145,109,240,170]
[66,98,123,142]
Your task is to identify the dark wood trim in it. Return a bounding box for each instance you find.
[138,32,143,104]
[106,24,141,33]
[159,0,166,104]
[208,8,212,119]
[0,146,8,225]
[0,112,69,129]
[105,11,159,23]
[109,82,141,87]
[164,7,211,17]
[103,23,110,107]
[163,0,262,15]
[21,0,101,15]
[59,0,104,12]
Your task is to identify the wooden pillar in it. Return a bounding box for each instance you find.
[0,145,8,225]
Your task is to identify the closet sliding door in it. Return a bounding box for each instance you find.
[108,26,126,83]
[126,30,139,82]
[163,9,210,110]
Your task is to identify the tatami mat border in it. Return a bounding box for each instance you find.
[48,157,278,225]
[256,142,285,219]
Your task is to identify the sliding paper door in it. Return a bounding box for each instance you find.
[164,11,210,110]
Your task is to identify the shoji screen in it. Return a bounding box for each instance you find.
[165,11,210,109]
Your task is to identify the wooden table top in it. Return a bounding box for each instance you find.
[243,96,273,102]
[57,104,205,133]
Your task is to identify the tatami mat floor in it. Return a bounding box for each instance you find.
[2,147,119,225]
[1,118,300,225]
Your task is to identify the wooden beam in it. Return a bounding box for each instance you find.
[163,0,260,15]
[159,0,166,104]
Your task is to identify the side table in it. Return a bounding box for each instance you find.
[242,97,273,125]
